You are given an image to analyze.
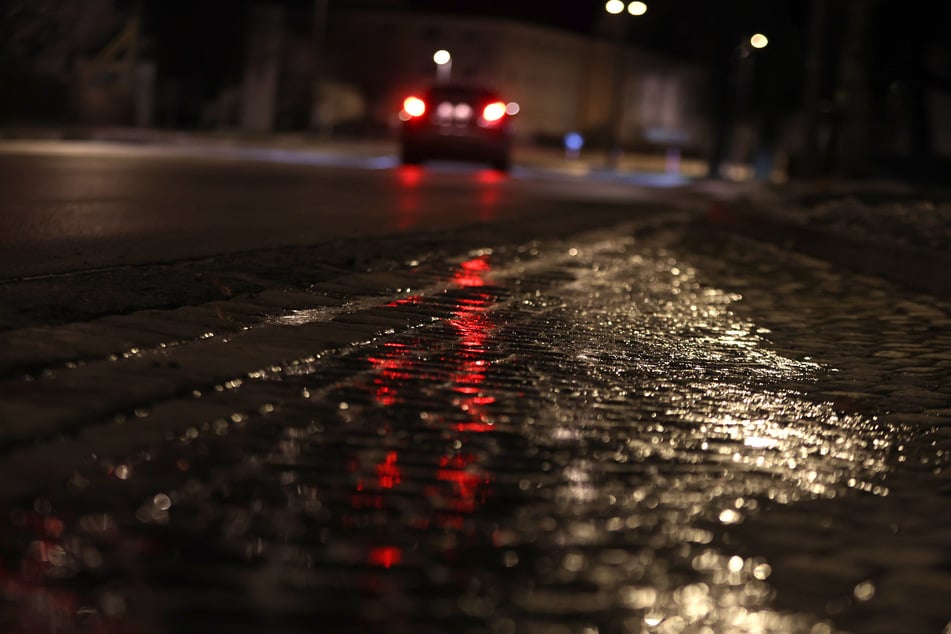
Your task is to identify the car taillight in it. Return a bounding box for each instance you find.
[482,101,507,123]
[403,96,426,118]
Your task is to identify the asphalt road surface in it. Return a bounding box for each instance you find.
[0,141,950,634]
[0,141,684,279]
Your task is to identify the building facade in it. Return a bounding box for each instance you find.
[320,9,710,153]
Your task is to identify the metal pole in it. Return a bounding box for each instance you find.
[437,60,452,83]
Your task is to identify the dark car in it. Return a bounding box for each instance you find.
[398,84,516,171]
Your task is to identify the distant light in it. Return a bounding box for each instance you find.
[402,96,426,118]
[564,132,584,152]
[368,546,402,569]
[750,33,768,49]
[433,49,451,65]
[437,101,454,118]
[482,101,507,122]
[605,0,625,15]
[854,580,876,602]
[627,1,647,16]
[505,101,520,116]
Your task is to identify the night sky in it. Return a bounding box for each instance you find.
[139,0,811,121]
[139,1,951,67]
[406,0,808,61]
[138,0,951,119]
[142,0,812,63]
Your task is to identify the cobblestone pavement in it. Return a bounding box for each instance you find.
[0,212,949,634]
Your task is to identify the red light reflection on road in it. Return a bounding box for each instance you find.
[398,164,424,187]
[452,304,491,351]
[454,255,491,287]
[435,453,490,514]
[475,170,504,220]
[369,545,402,569]
[376,451,402,489]
[395,165,424,229]
[476,170,505,185]
[0,509,115,633]
[448,255,496,432]
[368,341,416,407]
[350,254,499,562]
[385,295,423,308]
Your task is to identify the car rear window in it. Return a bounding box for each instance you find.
[426,86,498,104]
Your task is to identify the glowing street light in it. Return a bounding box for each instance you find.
[750,33,769,49]
[433,49,452,83]
[606,1,647,16]
[627,1,647,16]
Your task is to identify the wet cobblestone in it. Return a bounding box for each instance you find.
[0,221,949,633]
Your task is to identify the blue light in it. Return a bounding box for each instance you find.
[564,132,584,152]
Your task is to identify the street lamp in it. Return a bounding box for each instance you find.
[603,1,647,168]
[727,34,771,179]
[433,49,452,83]
[628,1,647,16]
[710,32,772,179]
[605,1,647,17]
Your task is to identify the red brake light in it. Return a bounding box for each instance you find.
[403,96,426,118]
[482,101,506,122]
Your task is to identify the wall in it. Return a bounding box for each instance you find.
[326,9,709,152]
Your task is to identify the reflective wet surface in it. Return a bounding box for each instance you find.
[1,224,949,633]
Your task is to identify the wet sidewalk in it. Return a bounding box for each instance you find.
[0,211,949,633]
